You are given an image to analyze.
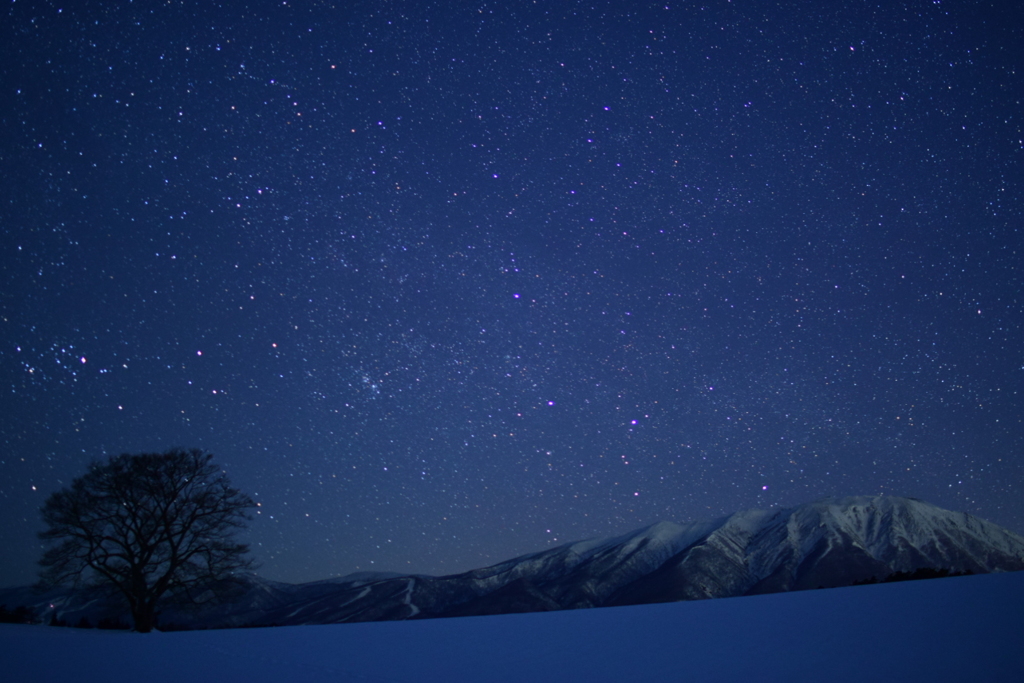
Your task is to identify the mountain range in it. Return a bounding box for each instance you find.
[4,495,1023,629]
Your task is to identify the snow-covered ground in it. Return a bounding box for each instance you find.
[3,570,1022,682]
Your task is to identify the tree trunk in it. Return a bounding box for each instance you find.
[131,603,156,633]
[129,568,157,632]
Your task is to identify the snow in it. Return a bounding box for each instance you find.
[3,570,1022,682]
[402,578,420,617]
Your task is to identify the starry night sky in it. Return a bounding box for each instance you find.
[2,0,1023,588]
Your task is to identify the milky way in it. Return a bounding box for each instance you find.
[2,1,1022,586]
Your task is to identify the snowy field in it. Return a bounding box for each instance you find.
[3,570,1022,682]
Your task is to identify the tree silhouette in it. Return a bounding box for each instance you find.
[0,604,35,624]
[38,449,256,632]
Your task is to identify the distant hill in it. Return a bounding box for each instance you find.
[4,495,1023,629]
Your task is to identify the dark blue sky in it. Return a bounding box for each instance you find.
[2,0,1022,587]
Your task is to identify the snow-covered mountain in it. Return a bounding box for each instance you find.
[5,495,1023,629]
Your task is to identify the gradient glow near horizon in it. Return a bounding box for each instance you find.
[1,0,1022,587]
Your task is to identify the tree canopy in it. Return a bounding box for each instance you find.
[39,448,256,632]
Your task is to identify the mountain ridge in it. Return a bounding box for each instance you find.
[4,495,1023,629]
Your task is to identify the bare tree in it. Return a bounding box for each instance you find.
[38,449,256,632]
